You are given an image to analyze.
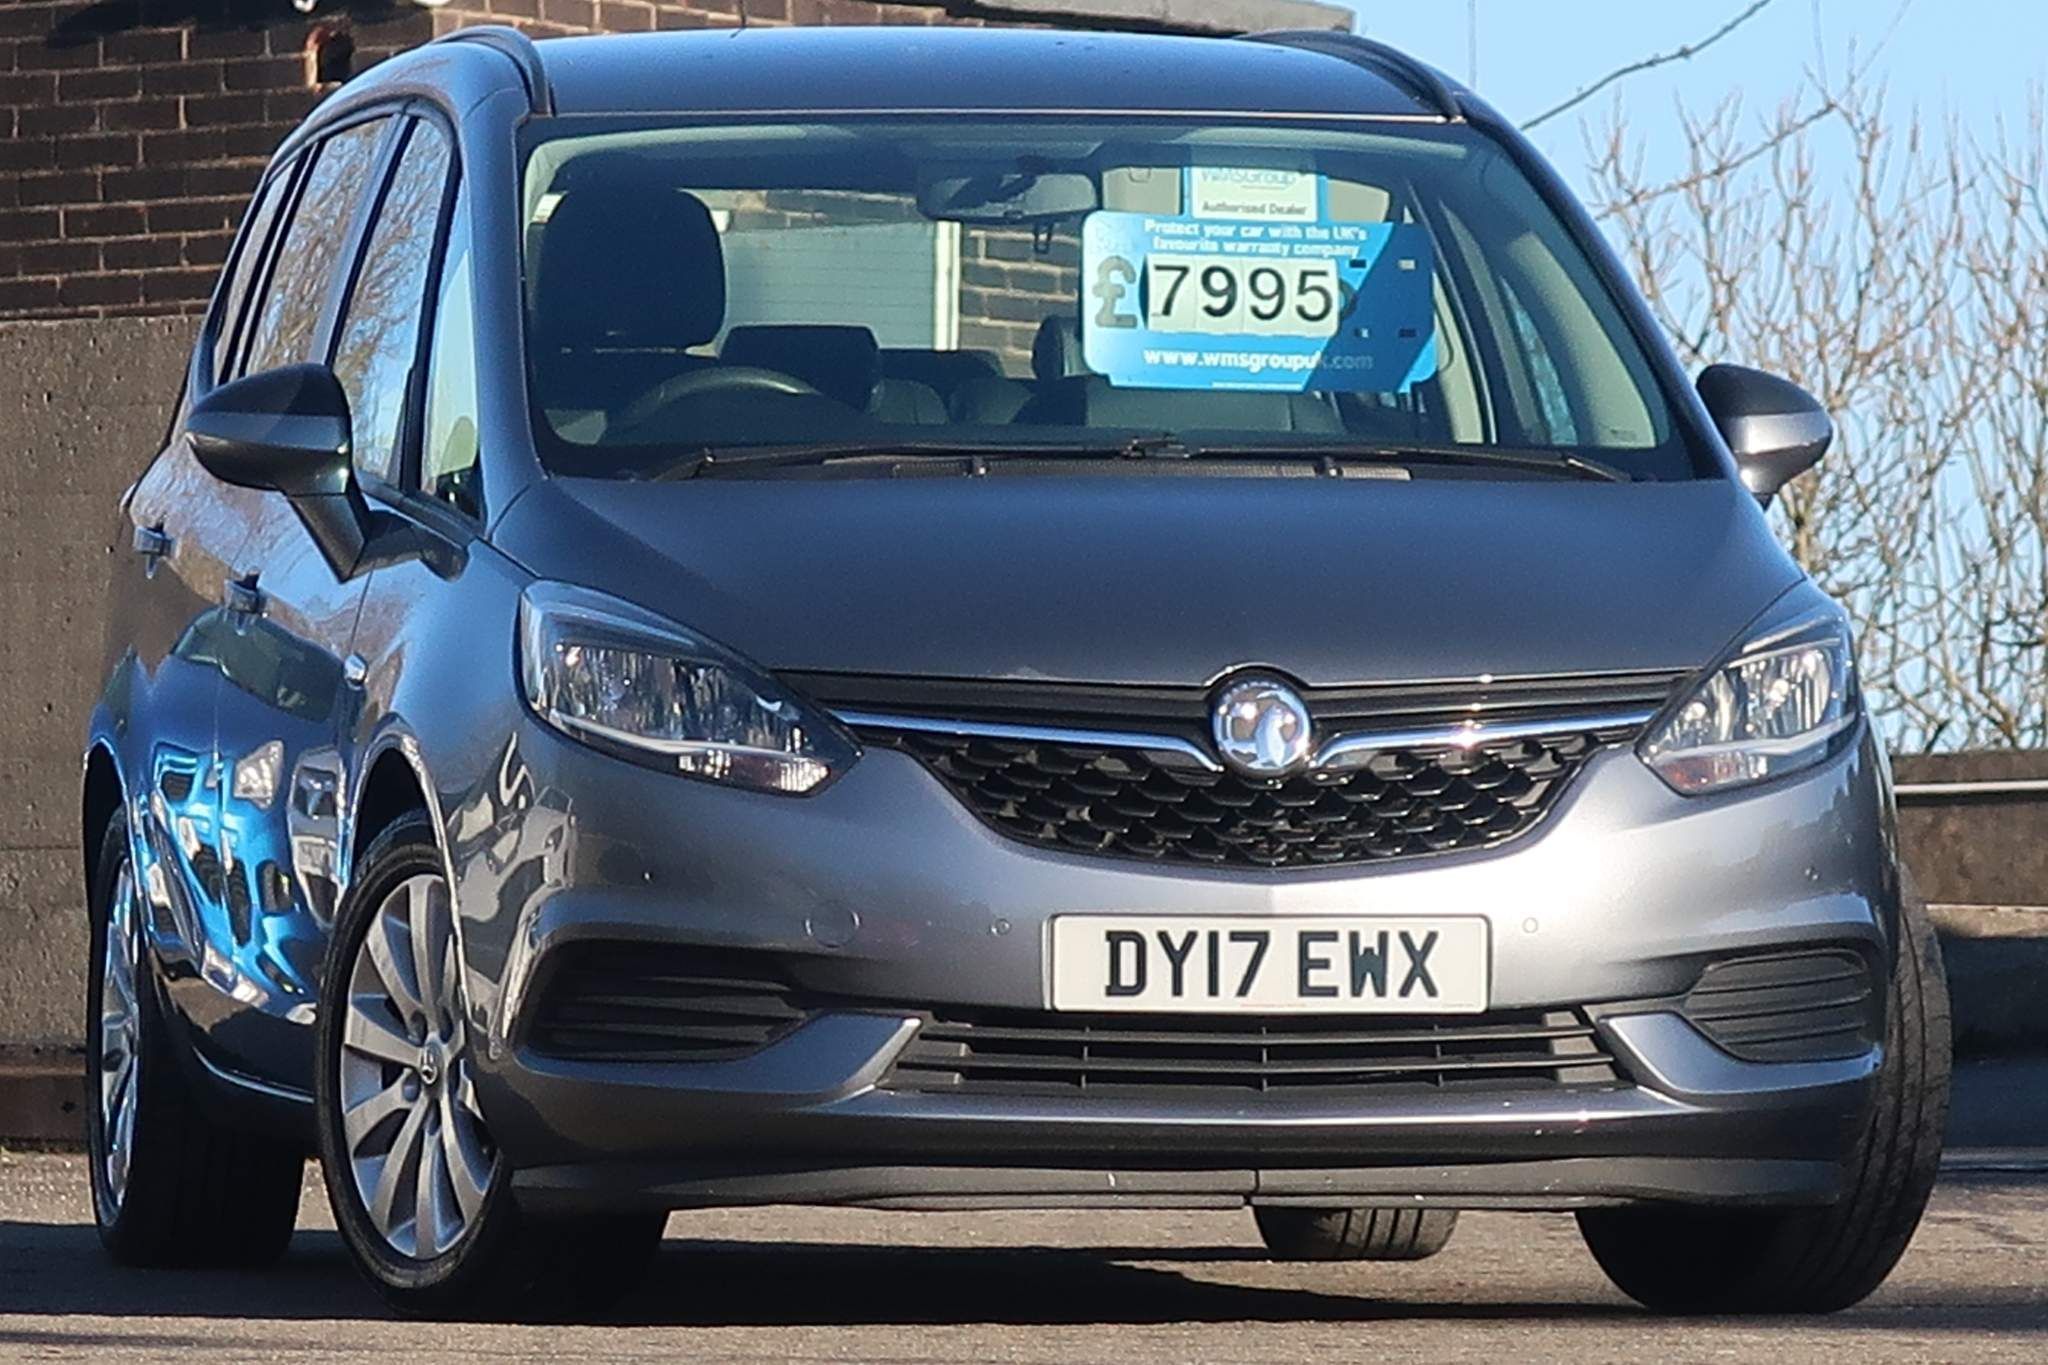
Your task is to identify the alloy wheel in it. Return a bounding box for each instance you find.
[338,873,494,1259]
[96,859,142,1211]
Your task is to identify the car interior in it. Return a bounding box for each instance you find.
[518,122,1686,479]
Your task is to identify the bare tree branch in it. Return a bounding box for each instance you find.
[1525,0,1777,130]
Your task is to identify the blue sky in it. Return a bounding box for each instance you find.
[1330,1,2045,196]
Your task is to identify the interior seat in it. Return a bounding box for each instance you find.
[1019,316,1343,434]
[528,180,727,417]
[721,325,947,423]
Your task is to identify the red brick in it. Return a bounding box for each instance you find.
[185,163,263,197]
[0,137,57,173]
[264,89,321,125]
[57,133,140,170]
[58,272,145,307]
[63,203,146,237]
[0,4,65,40]
[0,208,61,244]
[17,171,98,207]
[142,266,218,303]
[18,36,110,70]
[0,278,62,311]
[17,102,97,136]
[222,56,306,91]
[186,25,270,61]
[185,92,267,127]
[21,239,99,274]
[0,70,59,103]
[56,66,142,100]
[542,0,599,30]
[221,124,288,158]
[102,27,186,66]
[101,97,183,131]
[142,128,227,163]
[102,165,188,202]
[146,197,241,233]
[143,60,225,96]
[101,235,185,270]
[182,230,236,267]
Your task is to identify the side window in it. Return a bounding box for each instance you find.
[241,117,388,377]
[331,120,452,486]
[1498,277,1579,445]
[210,158,297,384]
[422,190,482,518]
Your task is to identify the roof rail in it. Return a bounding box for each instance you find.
[1244,30,1464,122]
[434,24,554,116]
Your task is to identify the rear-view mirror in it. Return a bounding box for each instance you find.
[916,168,1098,225]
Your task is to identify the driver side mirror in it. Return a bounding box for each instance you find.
[187,363,370,576]
[1695,364,1833,504]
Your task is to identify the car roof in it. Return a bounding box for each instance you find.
[531,27,1443,121]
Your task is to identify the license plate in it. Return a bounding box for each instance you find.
[1049,916,1489,1014]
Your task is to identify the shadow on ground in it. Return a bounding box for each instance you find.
[1,1217,2045,1336]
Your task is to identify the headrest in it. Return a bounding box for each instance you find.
[1032,315,1086,384]
[880,348,1002,399]
[722,325,882,411]
[532,183,725,352]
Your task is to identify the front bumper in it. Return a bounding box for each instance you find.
[452,714,1899,1213]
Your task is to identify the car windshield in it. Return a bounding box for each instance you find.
[519,116,1700,480]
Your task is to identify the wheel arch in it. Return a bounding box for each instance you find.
[82,742,125,892]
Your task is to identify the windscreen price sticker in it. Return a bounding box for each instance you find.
[1146,256,1340,338]
[1082,211,1439,394]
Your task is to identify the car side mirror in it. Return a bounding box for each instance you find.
[1695,364,1833,504]
[187,363,370,576]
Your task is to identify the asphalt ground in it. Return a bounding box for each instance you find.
[0,1152,2042,1363]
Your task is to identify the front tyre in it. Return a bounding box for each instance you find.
[1577,890,1951,1314]
[1254,1206,1458,1261]
[315,813,662,1319]
[85,808,303,1266]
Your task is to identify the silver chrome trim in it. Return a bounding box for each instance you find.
[832,709,1224,773]
[835,705,1660,778]
[1311,707,1660,774]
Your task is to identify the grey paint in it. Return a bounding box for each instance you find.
[24,28,1968,1215]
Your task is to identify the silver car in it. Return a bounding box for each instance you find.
[81,24,1948,1319]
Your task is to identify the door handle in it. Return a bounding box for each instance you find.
[222,575,265,620]
[131,524,172,577]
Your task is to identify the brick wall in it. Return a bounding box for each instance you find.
[0,0,1330,323]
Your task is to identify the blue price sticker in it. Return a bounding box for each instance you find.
[1080,211,1439,394]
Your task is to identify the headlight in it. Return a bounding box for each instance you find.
[518,582,857,795]
[1638,606,1859,795]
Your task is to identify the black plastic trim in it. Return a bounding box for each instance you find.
[1245,30,1465,122]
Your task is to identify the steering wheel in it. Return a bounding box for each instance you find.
[614,365,824,433]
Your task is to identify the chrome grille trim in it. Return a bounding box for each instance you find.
[834,705,1659,775]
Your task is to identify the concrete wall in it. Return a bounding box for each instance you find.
[0,316,196,1051]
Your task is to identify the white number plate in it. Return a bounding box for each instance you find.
[1145,255,1342,338]
[1050,916,1488,1014]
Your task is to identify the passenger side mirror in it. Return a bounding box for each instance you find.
[1695,364,1833,504]
[187,363,370,576]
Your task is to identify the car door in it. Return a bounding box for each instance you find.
[109,153,302,988]
[180,113,399,1082]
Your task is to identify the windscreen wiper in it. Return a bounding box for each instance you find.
[657,433,1187,479]
[1185,441,1634,483]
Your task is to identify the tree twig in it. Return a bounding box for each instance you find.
[1525,0,1777,130]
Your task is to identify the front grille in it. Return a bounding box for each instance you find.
[799,670,1679,871]
[524,942,808,1063]
[882,1007,1619,1098]
[1682,951,1881,1063]
[877,727,1615,868]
